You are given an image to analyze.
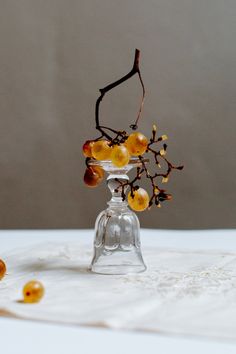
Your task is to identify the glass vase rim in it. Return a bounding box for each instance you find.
[88,157,149,170]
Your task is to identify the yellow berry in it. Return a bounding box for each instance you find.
[23,280,44,303]
[111,145,130,168]
[125,132,148,156]
[0,259,6,280]
[91,140,112,160]
[128,188,149,212]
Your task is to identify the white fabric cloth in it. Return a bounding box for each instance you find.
[1,241,236,340]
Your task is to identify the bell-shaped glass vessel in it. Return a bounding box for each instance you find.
[90,158,146,275]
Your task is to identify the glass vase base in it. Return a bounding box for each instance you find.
[90,264,146,275]
[90,248,146,275]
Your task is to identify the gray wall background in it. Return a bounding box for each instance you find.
[0,0,235,229]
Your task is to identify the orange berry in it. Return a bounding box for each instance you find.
[84,166,104,187]
[23,280,44,303]
[0,259,6,280]
[82,140,95,158]
[125,132,148,156]
[128,188,149,212]
[91,140,112,160]
[111,145,130,168]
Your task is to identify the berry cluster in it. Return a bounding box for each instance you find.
[83,49,183,212]
[83,126,182,211]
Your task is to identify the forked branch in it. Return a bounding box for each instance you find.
[95,49,145,140]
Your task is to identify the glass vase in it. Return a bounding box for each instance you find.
[89,158,146,275]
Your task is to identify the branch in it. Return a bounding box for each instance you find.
[95,49,145,139]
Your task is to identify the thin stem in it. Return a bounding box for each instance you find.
[130,70,145,129]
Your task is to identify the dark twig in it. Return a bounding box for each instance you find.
[95,49,145,140]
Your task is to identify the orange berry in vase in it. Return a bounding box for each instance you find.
[128,188,149,212]
[84,166,104,187]
[0,259,6,280]
[111,145,130,168]
[125,132,148,156]
[91,140,112,160]
[82,140,95,158]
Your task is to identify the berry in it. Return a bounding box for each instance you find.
[125,132,148,156]
[128,188,149,211]
[111,145,130,168]
[0,259,6,280]
[23,280,44,303]
[82,140,95,158]
[84,166,104,187]
[91,140,112,160]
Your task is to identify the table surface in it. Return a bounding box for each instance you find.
[1,228,236,354]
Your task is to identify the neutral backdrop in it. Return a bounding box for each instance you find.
[0,0,235,229]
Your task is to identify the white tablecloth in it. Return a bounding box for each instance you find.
[1,229,236,341]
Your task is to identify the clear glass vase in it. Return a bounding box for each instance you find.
[89,158,147,275]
